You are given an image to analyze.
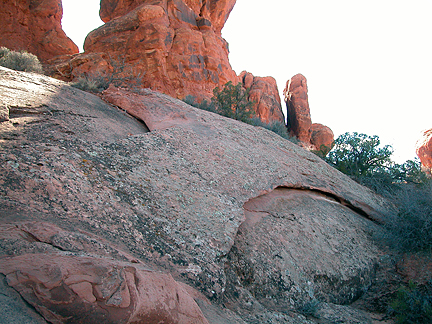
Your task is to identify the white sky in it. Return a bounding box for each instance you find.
[62,0,432,163]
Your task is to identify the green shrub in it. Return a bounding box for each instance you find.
[0,47,43,73]
[211,81,255,123]
[183,95,217,113]
[326,132,394,180]
[389,281,432,323]
[249,117,298,143]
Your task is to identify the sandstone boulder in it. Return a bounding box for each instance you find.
[0,67,390,323]
[416,128,432,175]
[0,0,78,63]
[239,71,285,124]
[310,123,334,153]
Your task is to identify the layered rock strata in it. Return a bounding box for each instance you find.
[0,0,78,62]
[284,74,334,152]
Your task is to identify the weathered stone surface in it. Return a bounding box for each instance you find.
[0,68,390,323]
[0,222,209,324]
[416,128,432,174]
[0,0,78,63]
[225,188,381,313]
[310,123,334,152]
[51,0,238,101]
[239,71,285,124]
[284,73,312,143]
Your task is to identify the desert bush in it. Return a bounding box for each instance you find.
[183,95,217,113]
[71,55,143,92]
[211,81,255,123]
[0,47,43,73]
[383,181,432,252]
[326,132,394,179]
[389,281,432,323]
[249,117,299,143]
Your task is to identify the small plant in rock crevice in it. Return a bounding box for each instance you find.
[71,55,144,93]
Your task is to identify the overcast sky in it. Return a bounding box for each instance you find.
[62,0,432,162]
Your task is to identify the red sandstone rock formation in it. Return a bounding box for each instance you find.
[416,128,432,174]
[310,123,335,153]
[51,0,238,101]
[239,71,285,124]
[284,74,312,143]
[284,74,334,152]
[0,0,78,63]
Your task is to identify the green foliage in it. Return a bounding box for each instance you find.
[183,90,300,144]
[71,55,143,92]
[211,81,255,123]
[389,281,432,323]
[183,95,217,113]
[311,143,334,158]
[326,132,394,179]
[249,117,299,143]
[0,47,43,73]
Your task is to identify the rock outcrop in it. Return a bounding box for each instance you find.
[284,74,334,152]
[0,222,209,324]
[0,67,390,323]
[416,128,432,175]
[0,0,78,63]
[240,71,285,124]
[310,123,335,153]
[50,0,238,101]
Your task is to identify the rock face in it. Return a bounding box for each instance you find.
[0,67,390,323]
[239,71,285,124]
[0,222,209,324]
[51,0,238,101]
[416,128,432,175]
[0,0,78,63]
[284,74,334,152]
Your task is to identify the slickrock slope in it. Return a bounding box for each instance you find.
[0,0,78,63]
[0,67,390,323]
[51,0,238,101]
[284,74,334,151]
[416,128,432,175]
[240,71,285,124]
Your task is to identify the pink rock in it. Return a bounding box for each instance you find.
[416,128,432,174]
[310,123,334,153]
[0,222,209,324]
[240,71,285,124]
[0,0,78,62]
[283,74,312,143]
